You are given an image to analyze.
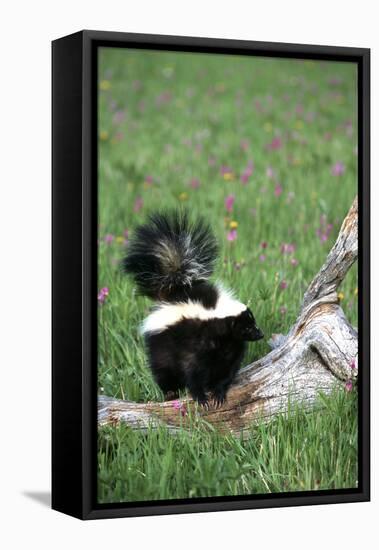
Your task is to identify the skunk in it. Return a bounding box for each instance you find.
[123,211,263,407]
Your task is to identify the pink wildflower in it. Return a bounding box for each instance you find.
[316,215,333,243]
[189,178,200,189]
[345,380,353,392]
[240,160,254,184]
[112,110,125,125]
[290,258,299,266]
[225,194,235,213]
[266,136,283,151]
[261,241,268,249]
[274,184,283,197]
[281,243,296,255]
[259,254,266,262]
[104,234,114,244]
[156,91,172,106]
[279,280,288,290]
[240,139,249,151]
[172,400,187,417]
[133,196,144,213]
[227,229,237,242]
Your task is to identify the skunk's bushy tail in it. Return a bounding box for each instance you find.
[122,211,218,301]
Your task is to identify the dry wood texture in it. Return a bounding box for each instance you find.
[98,197,358,436]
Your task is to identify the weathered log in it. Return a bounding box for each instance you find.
[98,197,358,435]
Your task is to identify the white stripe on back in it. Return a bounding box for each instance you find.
[141,284,247,334]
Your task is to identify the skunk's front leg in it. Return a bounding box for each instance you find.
[186,373,209,409]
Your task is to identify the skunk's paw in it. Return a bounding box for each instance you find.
[197,398,210,411]
[211,391,226,409]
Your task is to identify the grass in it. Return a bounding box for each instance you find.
[98,390,358,503]
[97,47,358,503]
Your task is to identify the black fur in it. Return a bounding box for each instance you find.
[123,211,218,302]
[123,210,263,406]
[145,309,263,407]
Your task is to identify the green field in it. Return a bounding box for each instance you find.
[97,48,358,503]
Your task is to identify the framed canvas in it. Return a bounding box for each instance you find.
[52,30,370,520]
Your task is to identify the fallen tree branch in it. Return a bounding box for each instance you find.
[98,197,358,435]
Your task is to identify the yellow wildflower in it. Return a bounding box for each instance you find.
[99,80,111,91]
[263,122,273,133]
[115,236,125,244]
[338,292,344,301]
[223,172,235,181]
[229,221,238,229]
[354,287,358,297]
[178,192,188,201]
[294,120,304,130]
[99,130,109,141]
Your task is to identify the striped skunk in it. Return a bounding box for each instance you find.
[123,211,263,408]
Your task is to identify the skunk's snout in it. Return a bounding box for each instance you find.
[254,327,264,341]
[243,325,264,342]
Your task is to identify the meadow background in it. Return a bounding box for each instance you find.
[97,48,358,504]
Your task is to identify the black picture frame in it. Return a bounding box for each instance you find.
[52,30,370,520]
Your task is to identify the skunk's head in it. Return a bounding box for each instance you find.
[230,308,264,342]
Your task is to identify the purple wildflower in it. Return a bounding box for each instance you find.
[97,287,109,305]
[332,161,345,176]
[279,280,288,290]
[259,254,266,262]
[345,380,353,392]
